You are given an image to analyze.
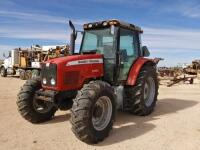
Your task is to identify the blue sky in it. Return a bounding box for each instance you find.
[0,0,200,66]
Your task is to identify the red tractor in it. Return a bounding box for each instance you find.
[17,19,159,144]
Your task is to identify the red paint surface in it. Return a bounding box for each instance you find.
[42,54,104,91]
[126,57,154,86]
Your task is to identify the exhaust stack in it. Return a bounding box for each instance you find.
[69,20,76,54]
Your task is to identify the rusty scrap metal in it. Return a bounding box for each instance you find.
[183,59,200,75]
[167,75,195,87]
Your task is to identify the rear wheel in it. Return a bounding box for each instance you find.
[70,81,115,144]
[197,71,200,80]
[0,67,7,77]
[25,70,32,80]
[32,69,40,79]
[125,65,158,116]
[17,79,57,123]
[19,70,26,80]
[189,78,193,84]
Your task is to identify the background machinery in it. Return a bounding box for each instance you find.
[0,45,70,80]
[17,19,159,144]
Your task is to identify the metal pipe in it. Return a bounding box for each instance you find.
[69,20,76,54]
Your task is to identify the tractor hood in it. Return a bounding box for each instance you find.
[42,54,104,91]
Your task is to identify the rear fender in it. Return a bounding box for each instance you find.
[126,57,156,86]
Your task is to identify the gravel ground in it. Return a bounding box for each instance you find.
[0,77,200,150]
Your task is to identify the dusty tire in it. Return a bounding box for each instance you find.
[70,81,116,144]
[189,78,194,84]
[125,65,158,116]
[25,70,32,80]
[17,79,57,123]
[19,70,26,80]
[0,66,7,77]
[32,69,40,79]
[197,71,200,80]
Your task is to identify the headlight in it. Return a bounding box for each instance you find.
[50,78,56,86]
[42,78,47,84]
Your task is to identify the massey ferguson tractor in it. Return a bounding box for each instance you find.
[17,19,159,144]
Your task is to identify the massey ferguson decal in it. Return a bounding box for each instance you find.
[66,58,103,66]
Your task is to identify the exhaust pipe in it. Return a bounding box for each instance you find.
[69,20,77,54]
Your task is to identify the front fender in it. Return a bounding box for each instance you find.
[0,64,5,69]
[126,57,155,86]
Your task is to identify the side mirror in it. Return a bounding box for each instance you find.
[142,46,150,57]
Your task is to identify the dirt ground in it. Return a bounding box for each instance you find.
[0,77,200,150]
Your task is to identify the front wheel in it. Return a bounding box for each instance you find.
[17,79,57,123]
[70,81,116,144]
[0,67,7,77]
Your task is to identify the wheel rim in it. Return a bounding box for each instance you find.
[20,71,25,79]
[26,71,32,79]
[1,69,3,76]
[92,96,112,131]
[1,68,4,76]
[144,77,156,107]
[33,96,54,114]
[32,72,38,79]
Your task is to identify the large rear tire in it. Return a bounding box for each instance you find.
[125,65,158,116]
[19,70,26,80]
[25,70,32,80]
[17,79,57,123]
[32,69,40,79]
[70,81,116,144]
[0,66,7,77]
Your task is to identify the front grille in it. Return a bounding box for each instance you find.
[41,63,57,86]
[64,71,80,85]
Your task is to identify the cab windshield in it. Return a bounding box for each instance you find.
[81,28,115,57]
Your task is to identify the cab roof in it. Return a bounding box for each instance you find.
[83,19,143,33]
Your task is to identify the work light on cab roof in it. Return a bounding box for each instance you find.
[83,19,143,33]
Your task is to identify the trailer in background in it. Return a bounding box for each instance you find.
[0,45,70,80]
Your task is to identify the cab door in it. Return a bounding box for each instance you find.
[118,28,140,81]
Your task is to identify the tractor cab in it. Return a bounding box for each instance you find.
[79,20,149,84]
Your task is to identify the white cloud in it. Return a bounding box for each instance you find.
[1,25,200,53]
[0,10,88,25]
[0,25,85,45]
[182,5,200,18]
[0,27,69,41]
[0,45,16,51]
[0,10,88,42]
[141,26,200,66]
[143,27,200,50]
[89,0,151,6]
[163,1,200,19]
